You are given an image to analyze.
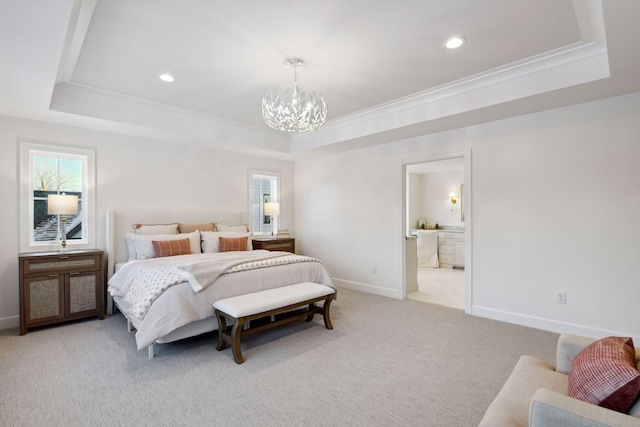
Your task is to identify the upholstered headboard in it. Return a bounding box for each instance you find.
[105,209,245,279]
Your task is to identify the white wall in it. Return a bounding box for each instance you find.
[295,92,640,341]
[0,115,294,329]
[419,171,464,229]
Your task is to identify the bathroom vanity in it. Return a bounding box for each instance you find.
[438,231,464,269]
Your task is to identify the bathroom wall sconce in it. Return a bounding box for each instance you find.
[449,192,457,204]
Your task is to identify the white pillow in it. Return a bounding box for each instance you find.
[132,223,179,235]
[215,224,249,232]
[201,231,253,253]
[126,231,201,260]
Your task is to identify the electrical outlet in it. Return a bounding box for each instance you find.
[372,267,377,275]
[556,291,566,304]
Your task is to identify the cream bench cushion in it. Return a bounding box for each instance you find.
[213,282,334,317]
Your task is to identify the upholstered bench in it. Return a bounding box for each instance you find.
[213,282,336,364]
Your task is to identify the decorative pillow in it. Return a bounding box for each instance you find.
[214,223,249,232]
[152,238,191,257]
[178,223,215,233]
[132,223,179,235]
[568,336,640,413]
[127,231,201,260]
[218,237,249,252]
[201,231,253,253]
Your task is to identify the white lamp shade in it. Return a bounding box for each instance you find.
[449,192,456,198]
[48,194,79,215]
[264,202,280,216]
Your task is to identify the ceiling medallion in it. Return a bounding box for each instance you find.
[262,58,327,133]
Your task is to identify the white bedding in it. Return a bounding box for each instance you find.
[108,251,334,350]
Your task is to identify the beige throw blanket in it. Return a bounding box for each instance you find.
[172,251,289,292]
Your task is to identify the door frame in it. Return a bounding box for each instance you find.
[399,149,473,313]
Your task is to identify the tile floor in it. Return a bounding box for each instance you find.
[407,267,465,309]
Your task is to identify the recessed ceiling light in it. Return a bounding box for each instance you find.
[444,36,466,49]
[159,73,175,82]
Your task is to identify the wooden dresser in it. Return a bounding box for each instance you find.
[19,249,105,335]
[252,237,295,253]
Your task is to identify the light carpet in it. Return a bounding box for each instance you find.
[0,287,558,426]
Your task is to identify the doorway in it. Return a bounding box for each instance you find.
[402,151,471,313]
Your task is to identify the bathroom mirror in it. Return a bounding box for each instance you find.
[460,184,465,222]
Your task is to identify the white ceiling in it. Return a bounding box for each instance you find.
[1,0,639,159]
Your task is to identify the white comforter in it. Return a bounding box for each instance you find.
[108,251,334,350]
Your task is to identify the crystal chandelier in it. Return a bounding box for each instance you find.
[262,58,327,133]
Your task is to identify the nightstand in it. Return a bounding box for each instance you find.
[19,249,105,335]
[252,237,295,253]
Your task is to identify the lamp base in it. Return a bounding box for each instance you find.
[60,216,68,251]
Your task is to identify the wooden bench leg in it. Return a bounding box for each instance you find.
[216,310,229,351]
[230,318,246,364]
[322,296,334,330]
[305,303,316,322]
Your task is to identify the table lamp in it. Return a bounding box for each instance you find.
[47,193,79,250]
[264,202,280,236]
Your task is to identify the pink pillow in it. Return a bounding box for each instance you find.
[152,238,191,257]
[568,336,640,413]
[218,237,248,252]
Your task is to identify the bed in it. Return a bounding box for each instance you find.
[105,209,334,357]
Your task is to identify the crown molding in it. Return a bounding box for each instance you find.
[290,0,608,154]
[50,82,290,156]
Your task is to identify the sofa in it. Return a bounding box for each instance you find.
[479,334,640,427]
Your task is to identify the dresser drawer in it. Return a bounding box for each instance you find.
[22,254,101,275]
[438,244,453,255]
[252,238,295,253]
[439,254,453,264]
[262,241,293,251]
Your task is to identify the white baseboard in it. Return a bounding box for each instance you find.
[0,315,19,331]
[333,278,402,299]
[472,305,640,342]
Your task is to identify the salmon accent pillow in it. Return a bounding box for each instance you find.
[152,238,191,258]
[218,237,248,252]
[568,336,640,413]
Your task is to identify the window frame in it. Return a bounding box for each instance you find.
[248,170,280,236]
[19,141,96,252]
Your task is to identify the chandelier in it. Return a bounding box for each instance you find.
[262,58,327,133]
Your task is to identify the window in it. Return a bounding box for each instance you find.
[20,142,95,251]
[250,171,279,235]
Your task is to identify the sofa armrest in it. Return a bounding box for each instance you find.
[556,334,596,374]
[530,389,640,427]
